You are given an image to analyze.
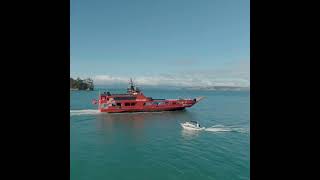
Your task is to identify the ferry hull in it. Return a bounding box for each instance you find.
[94,79,205,113]
[100,107,186,113]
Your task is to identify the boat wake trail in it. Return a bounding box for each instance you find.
[204,125,247,133]
[70,109,100,116]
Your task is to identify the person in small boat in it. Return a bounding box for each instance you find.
[187,121,199,127]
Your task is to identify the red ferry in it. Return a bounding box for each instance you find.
[93,79,204,113]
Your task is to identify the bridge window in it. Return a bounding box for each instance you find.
[114,97,136,100]
[144,102,152,106]
[125,103,130,106]
[130,103,136,106]
[116,103,121,106]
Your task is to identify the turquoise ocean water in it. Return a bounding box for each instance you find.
[70,89,250,180]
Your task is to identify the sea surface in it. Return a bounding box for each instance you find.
[70,89,250,180]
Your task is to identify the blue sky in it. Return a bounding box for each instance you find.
[71,0,250,87]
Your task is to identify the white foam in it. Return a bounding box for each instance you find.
[181,123,247,133]
[70,109,100,116]
[204,127,233,132]
[204,125,247,133]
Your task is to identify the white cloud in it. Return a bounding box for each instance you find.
[92,72,250,87]
[85,59,250,87]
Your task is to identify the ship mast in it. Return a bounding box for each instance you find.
[127,78,141,94]
[127,78,135,93]
[129,78,135,91]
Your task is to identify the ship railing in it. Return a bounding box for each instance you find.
[110,93,134,96]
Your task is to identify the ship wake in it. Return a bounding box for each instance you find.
[204,125,248,133]
[70,109,100,116]
[181,123,248,133]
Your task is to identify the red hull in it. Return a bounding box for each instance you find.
[100,107,186,113]
[94,79,204,113]
[98,96,200,113]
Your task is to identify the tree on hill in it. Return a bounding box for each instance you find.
[70,77,94,90]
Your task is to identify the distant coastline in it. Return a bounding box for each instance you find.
[93,84,249,91]
[70,77,94,91]
[181,86,250,91]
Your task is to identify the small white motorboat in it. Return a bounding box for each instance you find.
[181,121,205,131]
